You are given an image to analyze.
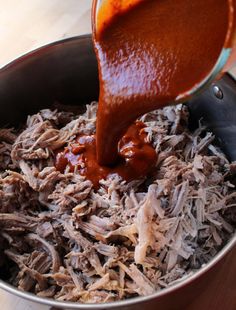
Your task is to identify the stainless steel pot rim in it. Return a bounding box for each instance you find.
[0,236,235,309]
[0,36,235,309]
[0,35,90,71]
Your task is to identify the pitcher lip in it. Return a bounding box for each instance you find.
[177,0,235,102]
[176,47,232,103]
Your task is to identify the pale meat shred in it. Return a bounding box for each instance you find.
[0,102,235,303]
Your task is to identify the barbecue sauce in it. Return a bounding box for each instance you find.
[93,0,229,166]
[55,0,230,187]
[55,121,157,188]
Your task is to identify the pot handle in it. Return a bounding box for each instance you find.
[187,73,236,161]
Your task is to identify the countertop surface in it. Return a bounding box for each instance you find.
[0,1,235,309]
[0,0,92,67]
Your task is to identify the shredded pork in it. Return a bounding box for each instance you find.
[0,102,235,303]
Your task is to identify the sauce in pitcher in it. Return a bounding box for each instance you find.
[93,0,230,166]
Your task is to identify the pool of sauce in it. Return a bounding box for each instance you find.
[93,0,229,166]
[55,121,157,188]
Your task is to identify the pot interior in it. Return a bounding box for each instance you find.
[1,36,236,160]
[0,35,235,309]
[1,35,236,160]
[0,36,99,127]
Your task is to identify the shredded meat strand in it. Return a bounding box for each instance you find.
[0,102,235,303]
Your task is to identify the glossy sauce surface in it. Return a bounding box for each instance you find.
[55,121,157,188]
[93,0,229,166]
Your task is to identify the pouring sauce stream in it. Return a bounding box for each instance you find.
[93,0,229,166]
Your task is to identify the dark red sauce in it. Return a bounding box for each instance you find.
[56,0,231,186]
[93,0,229,166]
[55,121,157,188]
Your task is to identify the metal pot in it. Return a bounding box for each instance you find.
[0,35,235,310]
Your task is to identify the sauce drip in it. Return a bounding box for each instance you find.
[55,121,157,188]
[93,0,229,166]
